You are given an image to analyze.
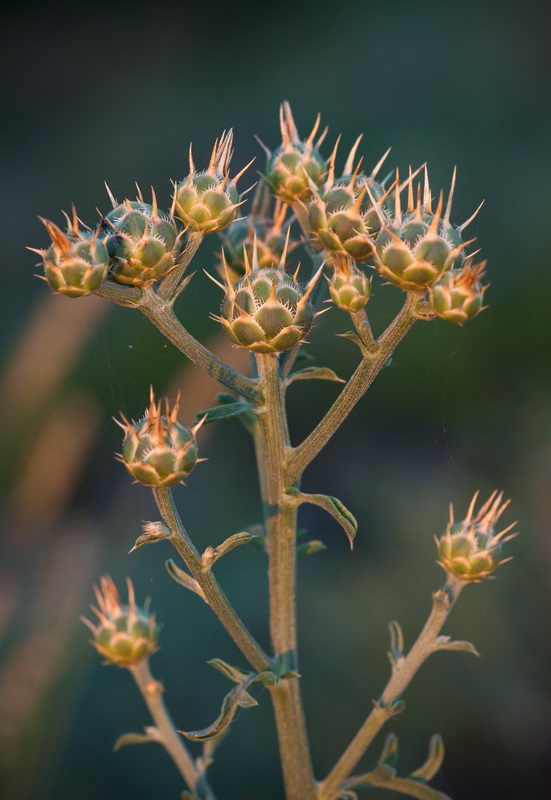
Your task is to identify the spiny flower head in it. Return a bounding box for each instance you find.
[173,130,252,233]
[328,255,372,312]
[82,576,159,667]
[116,390,202,487]
[369,168,482,291]
[211,236,321,354]
[100,187,181,286]
[429,260,488,325]
[262,102,327,205]
[436,491,516,582]
[218,183,297,281]
[31,208,109,297]
[307,136,393,263]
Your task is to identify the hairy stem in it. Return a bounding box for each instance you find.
[153,487,269,673]
[140,289,262,401]
[158,231,204,301]
[255,354,317,800]
[288,292,422,483]
[129,660,209,796]
[320,578,464,799]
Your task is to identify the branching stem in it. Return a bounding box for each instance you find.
[288,292,423,483]
[152,487,269,673]
[129,659,210,796]
[320,577,464,799]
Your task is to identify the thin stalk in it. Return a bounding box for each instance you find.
[129,659,210,796]
[158,231,204,301]
[140,289,262,401]
[255,354,317,800]
[288,292,422,483]
[320,578,464,799]
[350,307,377,352]
[153,487,269,673]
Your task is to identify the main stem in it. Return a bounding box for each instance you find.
[129,660,210,797]
[320,579,464,799]
[255,354,317,800]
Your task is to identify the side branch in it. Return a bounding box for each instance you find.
[153,487,270,673]
[287,293,422,484]
[129,660,207,795]
[320,577,465,800]
[141,290,262,401]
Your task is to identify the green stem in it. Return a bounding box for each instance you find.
[129,659,211,797]
[288,292,422,484]
[152,487,269,673]
[320,578,464,800]
[140,289,262,401]
[158,231,204,301]
[255,354,317,800]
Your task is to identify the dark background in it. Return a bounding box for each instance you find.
[1,1,550,798]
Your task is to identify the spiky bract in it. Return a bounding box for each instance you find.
[263,102,326,205]
[370,169,477,292]
[429,260,488,325]
[308,138,391,263]
[218,185,295,281]
[82,576,159,667]
[174,131,249,233]
[118,392,200,487]
[101,193,180,286]
[35,212,109,297]
[328,257,372,312]
[436,491,516,582]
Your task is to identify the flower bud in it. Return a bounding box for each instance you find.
[212,240,319,354]
[101,189,181,286]
[370,168,480,292]
[117,390,201,487]
[328,257,372,312]
[436,491,516,582]
[429,260,488,324]
[32,209,109,297]
[218,184,296,281]
[263,102,326,204]
[82,576,159,667]
[308,138,391,263]
[174,130,250,233]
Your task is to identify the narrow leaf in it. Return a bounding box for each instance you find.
[165,559,206,601]
[286,366,345,386]
[193,400,254,426]
[434,636,480,657]
[113,731,157,751]
[378,732,400,768]
[181,679,258,742]
[208,658,249,684]
[206,531,260,566]
[411,734,445,782]
[286,489,357,549]
[388,620,405,667]
[297,539,327,558]
[337,330,364,349]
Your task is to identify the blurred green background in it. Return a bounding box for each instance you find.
[1,0,550,798]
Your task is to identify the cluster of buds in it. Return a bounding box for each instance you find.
[82,576,159,667]
[307,137,391,263]
[436,491,516,582]
[173,130,251,234]
[261,102,327,205]
[100,188,181,286]
[430,260,488,324]
[218,183,296,281]
[367,168,475,291]
[116,390,202,487]
[328,255,372,312]
[212,239,320,354]
[31,209,109,297]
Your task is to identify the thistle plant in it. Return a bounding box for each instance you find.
[31,101,516,800]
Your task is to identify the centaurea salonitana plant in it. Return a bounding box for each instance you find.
[31,103,516,800]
